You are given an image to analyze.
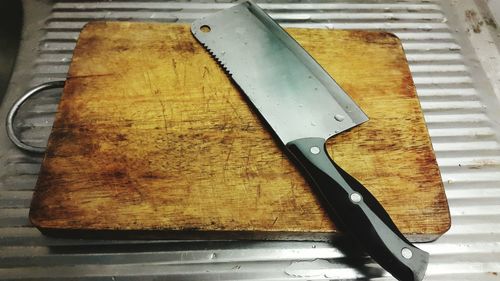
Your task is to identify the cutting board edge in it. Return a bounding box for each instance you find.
[31,222,445,243]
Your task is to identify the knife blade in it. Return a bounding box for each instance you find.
[191,2,429,280]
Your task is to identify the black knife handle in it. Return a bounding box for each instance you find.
[286,137,429,281]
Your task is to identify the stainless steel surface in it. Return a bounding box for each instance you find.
[192,1,368,144]
[6,80,64,153]
[1,0,500,280]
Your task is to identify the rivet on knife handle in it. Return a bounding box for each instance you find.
[287,137,429,281]
[191,1,429,280]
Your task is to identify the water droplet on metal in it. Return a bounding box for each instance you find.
[210,253,217,259]
[334,114,345,122]
[310,146,320,154]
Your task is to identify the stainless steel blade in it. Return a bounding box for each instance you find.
[191,1,368,144]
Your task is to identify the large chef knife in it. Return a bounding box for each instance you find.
[191,2,429,280]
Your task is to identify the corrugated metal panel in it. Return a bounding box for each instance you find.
[1,0,500,280]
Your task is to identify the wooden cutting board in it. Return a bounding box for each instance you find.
[29,22,450,242]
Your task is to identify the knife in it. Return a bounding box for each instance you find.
[191,2,429,280]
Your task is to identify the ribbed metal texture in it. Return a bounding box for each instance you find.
[1,1,500,280]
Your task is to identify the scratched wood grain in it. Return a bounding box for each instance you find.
[29,22,450,241]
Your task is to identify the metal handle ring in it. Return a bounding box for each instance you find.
[6,80,65,153]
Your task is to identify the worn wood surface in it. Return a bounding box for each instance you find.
[29,22,450,241]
